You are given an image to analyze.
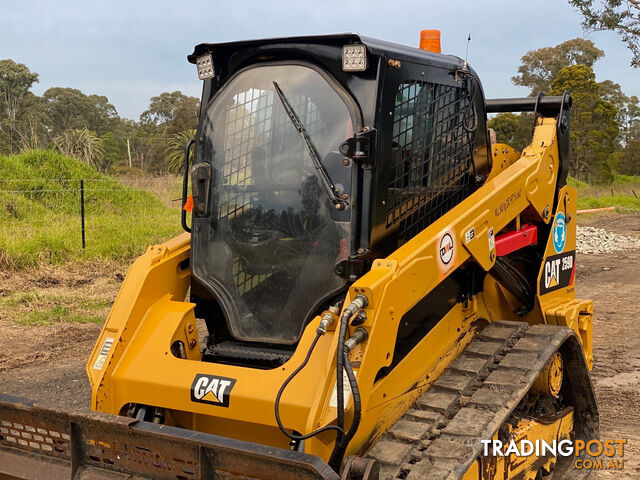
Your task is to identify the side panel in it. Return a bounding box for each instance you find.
[537,186,594,369]
[86,233,192,409]
[369,58,490,253]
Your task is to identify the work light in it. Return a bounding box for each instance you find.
[342,44,367,72]
[196,54,215,80]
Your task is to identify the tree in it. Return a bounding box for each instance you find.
[166,129,197,173]
[87,94,119,135]
[42,87,118,138]
[487,113,534,151]
[512,38,604,95]
[101,131,127,171]
[597,80,640,147]
[570,0,640,67]
[621,95,640,145]
[0,60,39,153]
[53,129,105,171]
[128,130,166,173]
[550,64,619,181]
[14,92,47,152]
[620,138,640,173]
[140,91,199,134]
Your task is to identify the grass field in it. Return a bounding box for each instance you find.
[0,150,182,269]
[568,175,640,212]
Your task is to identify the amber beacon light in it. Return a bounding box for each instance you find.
[419,29,441,53]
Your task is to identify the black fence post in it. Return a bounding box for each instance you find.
[80,179,86,252]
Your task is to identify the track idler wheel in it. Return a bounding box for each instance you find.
[531,352,563,398]
[341,456,379,480]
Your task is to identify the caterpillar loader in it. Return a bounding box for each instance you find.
[0,31,599,480]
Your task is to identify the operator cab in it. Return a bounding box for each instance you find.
[186,34,490,365]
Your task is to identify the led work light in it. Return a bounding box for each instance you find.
[196,54,215,80]
[342,44,367,72]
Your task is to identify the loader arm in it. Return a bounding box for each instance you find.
[317,113,579,454]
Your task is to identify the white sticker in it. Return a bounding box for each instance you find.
[465,227,475,244]
[92,337,115,370]
[488,227,495,251]
[329,369,352,409]
[436,227,457,279]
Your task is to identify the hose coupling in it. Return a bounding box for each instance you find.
[344,327,369,353]
[317,312,336,335]
[352,293,369,310]
[316,302,343,335]
[351,310,367,326]
[342,293,369,321]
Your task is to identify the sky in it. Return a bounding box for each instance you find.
[2,0,639,121]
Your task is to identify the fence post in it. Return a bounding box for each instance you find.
[80,179,86,252]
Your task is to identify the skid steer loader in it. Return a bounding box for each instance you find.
[0,32,598,480]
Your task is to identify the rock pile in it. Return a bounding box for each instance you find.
[576,226,640,255]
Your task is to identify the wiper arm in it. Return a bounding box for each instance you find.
[272,81,346,211]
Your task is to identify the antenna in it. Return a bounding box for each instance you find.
[463,34,471,70]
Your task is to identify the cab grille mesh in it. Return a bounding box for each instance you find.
[386,81,476,244]
[219,88,322,294]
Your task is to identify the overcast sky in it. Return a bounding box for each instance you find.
[2,0,639,120]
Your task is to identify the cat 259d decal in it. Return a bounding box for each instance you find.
[540,250,576,294]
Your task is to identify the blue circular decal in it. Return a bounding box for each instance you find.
[553,212,566,253]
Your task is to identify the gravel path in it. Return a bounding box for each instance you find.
[577,225,640,255]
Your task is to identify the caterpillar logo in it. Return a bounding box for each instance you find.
[540,251,576,295]
[190,374,236,407]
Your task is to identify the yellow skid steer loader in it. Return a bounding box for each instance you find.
[0,31,598,480]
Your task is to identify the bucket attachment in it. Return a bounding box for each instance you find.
[0,394,339,480]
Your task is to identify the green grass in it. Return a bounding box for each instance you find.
[16,305,103,326]
[3,292,37,307]
[576,195,640,212]
[0,289,112,326]
[0,150,182,269]
[567,176,590,189]
[568,175,640,213]
[612,174,640,185]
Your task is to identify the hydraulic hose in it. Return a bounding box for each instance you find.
[274,300,344,443]
[328,350,362,472]
[275,332,346,441]
[335,294,368,442]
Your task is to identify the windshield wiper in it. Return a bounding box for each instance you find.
[272,81,346,211]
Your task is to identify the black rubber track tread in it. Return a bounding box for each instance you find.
[365,321,591,480]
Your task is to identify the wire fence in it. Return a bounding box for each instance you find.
[0,177,184,266]
[577,184,640,199]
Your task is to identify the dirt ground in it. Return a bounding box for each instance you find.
[0,260,123,409]
[1,214,639,478]
[574,214,640,479]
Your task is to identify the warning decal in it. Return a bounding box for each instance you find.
[329,369,352,410]
[92,337,114,370]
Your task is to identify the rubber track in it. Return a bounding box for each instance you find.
[365,321,578,480]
